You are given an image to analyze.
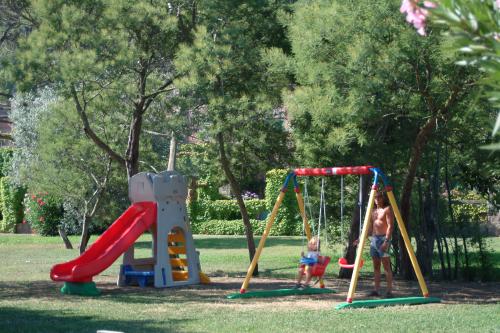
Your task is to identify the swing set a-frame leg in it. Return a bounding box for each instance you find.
[346,184,377,303]
[240,189,286,293]
[345,184,430,303]
[386,189,429,297]
[239,173,313,294]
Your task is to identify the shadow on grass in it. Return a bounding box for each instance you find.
[0,306,186,333]
[1,276,498,308]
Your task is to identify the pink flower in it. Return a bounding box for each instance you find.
[31,195,36,200]
[423,1,437,9]
[497,0,500,9]
[400,0,436,36]
[22,220,27,224]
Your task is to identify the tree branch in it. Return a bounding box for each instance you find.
[89,158,112,217]
[71,85,126,166]
[143,86,175,100]
[143,129,171,137]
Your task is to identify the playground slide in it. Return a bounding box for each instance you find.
[50,201,157,283]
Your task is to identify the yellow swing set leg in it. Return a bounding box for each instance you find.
[345,186,430,303]
[386,190,429,297]
[346,185,377,303]
[239,181,313,294]
[239,190,286,293]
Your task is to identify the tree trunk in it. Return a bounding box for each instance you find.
[58,228,73,249]
[399,115,438,279]
[416,176,429,276]
[167,131,177,171]
[79,213,91,254]
[187,177,198,203]
[125,112,143,179]
[431,148,451,280]
[217,132,258,276]
[444,142,460,279]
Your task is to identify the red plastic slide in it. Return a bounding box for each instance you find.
[50,202,157,283]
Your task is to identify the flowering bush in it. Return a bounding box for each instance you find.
[400,0,436,36]
[242,191,260,200]
[24,192,63,236]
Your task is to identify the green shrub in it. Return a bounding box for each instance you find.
[191,219,267,235]
[24,192,63,236]
[0,177,27,233]
[0,148,14,223]
[265,169,301,235]
[189,199,267,222]
[453,191,488,225]
[0,147,13,178]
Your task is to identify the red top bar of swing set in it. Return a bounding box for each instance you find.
[294,166,374,177]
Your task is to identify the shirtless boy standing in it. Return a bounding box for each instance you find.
[368,191,394,298]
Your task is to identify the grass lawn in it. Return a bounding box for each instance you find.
[0,234,499,333]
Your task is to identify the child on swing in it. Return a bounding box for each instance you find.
[295,236,321,289]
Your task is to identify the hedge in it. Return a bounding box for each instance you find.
[264,169,301,235]
[189,199,267,222]
[191,219,267,235]
[0,177,27,233]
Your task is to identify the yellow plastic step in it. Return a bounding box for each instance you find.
[168,233,185,243]
[168,246,186,255]
[170,258,188,267]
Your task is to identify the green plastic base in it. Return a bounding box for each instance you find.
[227,287,336,299]
[335,296,441,309]
[60,282,101,296]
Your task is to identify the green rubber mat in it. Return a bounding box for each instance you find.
[227,287,336,299]
[61,282,101,296]
[335,296,441,309]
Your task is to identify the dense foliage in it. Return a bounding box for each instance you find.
[0,177,26,233]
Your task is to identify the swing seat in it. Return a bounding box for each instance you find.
[309,256,331,277]
[338,257,364,269]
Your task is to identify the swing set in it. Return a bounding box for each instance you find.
[228,166,441,308]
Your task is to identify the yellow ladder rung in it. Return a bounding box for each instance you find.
[168,246,186,255]
[173,271,189,281]
[168,233,185,243]
[170,258,188,267]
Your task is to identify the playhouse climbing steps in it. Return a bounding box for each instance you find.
[168,229,191,282]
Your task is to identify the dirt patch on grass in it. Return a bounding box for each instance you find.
[94,274,500,310]
[2,275,497,310]
[184,276,500,309]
